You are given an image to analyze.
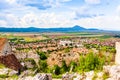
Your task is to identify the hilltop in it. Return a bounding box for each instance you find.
[0,25,99,32]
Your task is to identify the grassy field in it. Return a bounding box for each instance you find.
[0,33,47,42]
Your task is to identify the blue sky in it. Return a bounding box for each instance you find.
[0,0,120,30]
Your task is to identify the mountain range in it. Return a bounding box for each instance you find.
[0,25,99,32]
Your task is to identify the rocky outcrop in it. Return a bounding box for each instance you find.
[0,54,22,71]
[103,65,120,80]
[62,71,104,80]
[19,73,52,80]
[62,72,74,80]
[115,42,120,64]
[0,68,18,77]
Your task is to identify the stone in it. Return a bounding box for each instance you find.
[97,72,104,78]
[62,72,74,80]
[19,73,52,80]
[115,42,120,64]
[8,70,18,76]
[85,71,94,80]
[0,68,9,75]
[33,73,52,80]
[103,65,120,80]
[73,74,83,80]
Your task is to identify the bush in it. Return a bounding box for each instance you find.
[60,61,69,73]
[0,74,8,78]
[37,51,47,60]
[38,60,48,72]
[78,52,105,72]
[54,65,61,75]
[69,61,77,72]
[24,58,36,65]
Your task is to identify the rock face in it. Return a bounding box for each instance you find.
[19,73,52,80]
[0,68,18,76]
[62,72,74,80]
[62,71,104,80]
[115,42,120,64]
[103,65,120,80]
[33,73,52,80]
[0,54,22,71]
[0,38,12,56]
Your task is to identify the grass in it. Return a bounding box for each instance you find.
[97,35,113,39]
[0,74,8,78]
[58,36,71,39]
[10,74,18,79]
[0,64,6,69]
[102,72,109,80]
[52,74,62,79]
[0,33,47,42]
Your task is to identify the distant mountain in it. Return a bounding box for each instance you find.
[0,25,99,32]
[72,25,86,30]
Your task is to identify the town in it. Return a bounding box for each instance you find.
[0,32,120,80]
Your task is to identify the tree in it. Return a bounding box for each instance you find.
[39,60,48,72]
[54,65,61,75]
[60,60,68,73]
[37,51,47,60]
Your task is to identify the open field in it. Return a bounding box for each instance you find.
[0,33,47,42]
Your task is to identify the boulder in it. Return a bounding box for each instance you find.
[62,72,74,80]
[115,42,120,64]
[33,73,52,80]
[103,65,120,80]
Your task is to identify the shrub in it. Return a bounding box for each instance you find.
[24,58,36,65]
[37,51,47,60]
[38,60,48,72]
[54,65,61,75]
[0,74,8,78]
[69,61,77,72]
[78,52,105,72]
[60,61,69,73]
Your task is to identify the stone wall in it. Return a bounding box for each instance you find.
[115,42,120,64]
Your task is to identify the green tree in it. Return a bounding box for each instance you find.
[37,51,47,60]
[60,60,69,73]
[54,65,61,75]
[38,60,48,72]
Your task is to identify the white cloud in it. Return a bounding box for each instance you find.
[0,0,120,31]
[0,20,7,26]
[0,12,120,31]
[74,15,120,30]
[85,0,101,4]
[6,0,16,4]
[116,5,120,17]
[1,12,74,28]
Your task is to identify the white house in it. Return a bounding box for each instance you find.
[0,38,12,56]
[59,40,73,46]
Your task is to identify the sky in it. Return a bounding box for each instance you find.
[0,0,120,30]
